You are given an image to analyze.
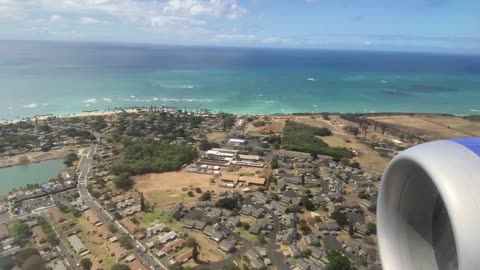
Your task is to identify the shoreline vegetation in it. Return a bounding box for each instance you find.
[1,106,479,172]
[0,105,477,125]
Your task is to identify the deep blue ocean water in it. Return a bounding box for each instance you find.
[1,40,480,119]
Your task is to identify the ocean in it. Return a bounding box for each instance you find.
[1,40,480,119]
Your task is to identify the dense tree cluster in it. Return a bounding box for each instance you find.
[113,173,134,190]
[331,211,348,227]
[282,121,352,159]
[198,140,220,151]
[62,128,95,140]
[64,153,79,167]
[340,113,369,125]
[111,140,197,176]
[325,251,353,270]
[216,198,238,210]
[91,116,108,131]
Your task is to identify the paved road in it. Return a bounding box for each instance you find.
[40,211,78,269]
[78,139,167,270]
[242,197,290,270]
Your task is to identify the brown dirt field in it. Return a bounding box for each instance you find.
[187,231,225,263]
[134,171,231,209]
[77,216,117,269]
[321,135,389,174]
[245,120,285,135]
[367,115,480,140]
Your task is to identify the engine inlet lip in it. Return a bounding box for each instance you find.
[377,139,480,270]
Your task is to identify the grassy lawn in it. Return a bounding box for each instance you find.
[188,231,225,263]
[285,257,296,266]
[77,217,117,269]
[234,228,258,243]
[135,209,188,233]
[206,131,226,143]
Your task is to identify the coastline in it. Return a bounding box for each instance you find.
[0,106,471,125]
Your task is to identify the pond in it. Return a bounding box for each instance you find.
[0,159,65,194]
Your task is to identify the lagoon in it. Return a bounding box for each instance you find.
[0,159,65,195]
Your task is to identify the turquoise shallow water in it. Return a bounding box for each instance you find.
[0,159,65,194]
[0,41,479,119]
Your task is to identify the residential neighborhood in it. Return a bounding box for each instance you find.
[0,108,434,270]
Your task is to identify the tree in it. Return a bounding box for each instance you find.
[113,173,134,190]
[195,187,202,193]
[314,216,322,223]
[299,220,311,235]
[139,192,145,211]
[367,223,377,235]
[111,264,131,270]
[299,196,315,211]
[0,256,14,270]
[186,237,199,261]
[12,222,30,236]
[187,191,194,197]
[257,235,267,244]
[216,198,238,210]
[21,255,45,270]
[270,193,280,201]
[349,221,354,237]
[108,224,118,233]
[14,248,39,266]
[223,116,236,131]
[271,157,279,169]
[119,235,133,250]
[80,258,93,270]
[326,251,352,270]
[199,192,211,201]
[331,211,348,227]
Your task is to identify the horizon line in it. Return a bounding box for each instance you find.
[2,38,480,57]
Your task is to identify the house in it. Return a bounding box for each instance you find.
[83,210,102,226]
[219,239,236,253]
[296,258,311,270]
[310,246,323,260]
[147,223,166,236]
[285,213,297,228]
[129,258,148,270]
[227,216,240,228]
[96,224,113,239]
[107,242,127,261]
[120,218,139,234]
[269,200,287,214]
[175,248,193,264]
[196,201,216,208]
[156,231,177,245]
[345,238,362,251]
[356,224,369,236]
[249,219,268,235]
[253,191,269,204]
[304,234,319,246]
[246,248,265,270]
[282,228,297,245]
[167,203,183,218]
[238,176,266,186]
[161,238,185,253]
[288,244,302,258]
[67,235,87,255]
[315,222,340,232]
[31,226,47,245]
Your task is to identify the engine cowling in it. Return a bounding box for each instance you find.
[377,138,480,270]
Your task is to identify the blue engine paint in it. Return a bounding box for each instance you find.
[449,137,480,157]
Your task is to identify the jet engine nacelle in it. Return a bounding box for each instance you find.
[378,138,480,270]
